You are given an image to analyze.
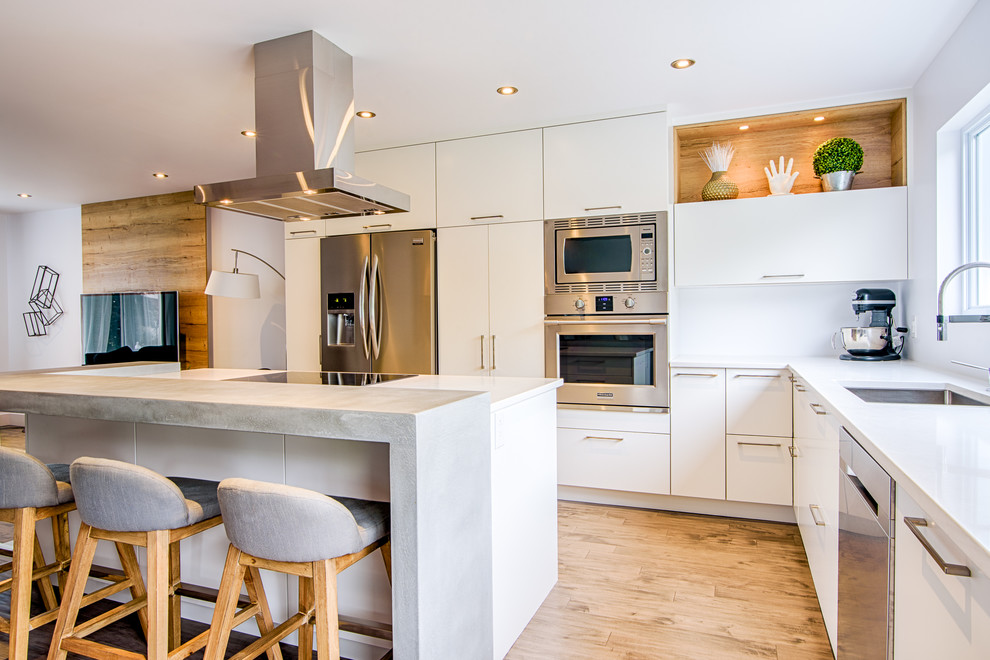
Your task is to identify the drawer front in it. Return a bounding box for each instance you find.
[725,434,793,506]
[557,408,670,434]
[284,219,327,240]
[558,427,670,495]
[726,368,792,437]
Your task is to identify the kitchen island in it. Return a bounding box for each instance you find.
[0,366,560,659]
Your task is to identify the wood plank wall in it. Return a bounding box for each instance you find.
[81,191,207,369]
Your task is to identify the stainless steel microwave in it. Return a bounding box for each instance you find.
[544,211,668,295]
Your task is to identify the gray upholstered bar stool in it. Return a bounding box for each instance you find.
[46,457,273,660]
[204,478,392,660]
[0,447,75,659]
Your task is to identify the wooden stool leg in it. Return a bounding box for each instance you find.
[203,544,246,660]
[243,565,284,660]
[297,576,315,660]
[9,507,36,660]
[116,540,150,637]
[33,534,59,610]
[46,522,99,660]
[312,558,341,660]
[51,510,72,596]
[380,539,392,585]
[146,529,170,660]
[168,539,182,649]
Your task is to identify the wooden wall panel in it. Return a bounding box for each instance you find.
[81,191,207,369]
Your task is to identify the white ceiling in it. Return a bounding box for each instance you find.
[0,0,977,215]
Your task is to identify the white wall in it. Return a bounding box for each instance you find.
[4,207,83,370]
[208,208,287,370]
[0,215,8,371]
[902,0,990,375]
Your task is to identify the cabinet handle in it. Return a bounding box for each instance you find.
[545,318,667,325]
[788,446,799,458]
[810,505,826,526]
[761,273,805,279]
[584,205,622,212]
[491,335,496,370]
[289,229,318,235]
[904,517,972,577]
[583,435,624,442]
[794,384,806,392]
[809,402,828,415]
[480,335,486,370]
[470,214,504,221]
[737,441,782,448]
[362,223,393,230]
[673,372,718,378]
[733,373,781,379]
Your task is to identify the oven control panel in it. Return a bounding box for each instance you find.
[548,291,669,316]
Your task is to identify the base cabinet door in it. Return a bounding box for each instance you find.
[557,427,670,495]
[670,368,725,500]
[725,434,792,505]
[792,381,839,653]
[894,486,990,659]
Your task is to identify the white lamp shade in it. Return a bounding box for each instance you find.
[205,270,261,299]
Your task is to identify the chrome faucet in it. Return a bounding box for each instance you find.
[936,261,990,340]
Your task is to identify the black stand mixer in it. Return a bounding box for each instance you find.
[835,288,907,361]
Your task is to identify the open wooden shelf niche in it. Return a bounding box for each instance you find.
[673,99,906,204]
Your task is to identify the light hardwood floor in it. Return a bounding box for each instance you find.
[506,500,833,659]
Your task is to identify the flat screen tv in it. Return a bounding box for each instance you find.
[82,291,180,365]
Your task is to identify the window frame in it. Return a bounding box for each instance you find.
[962,105,990,313]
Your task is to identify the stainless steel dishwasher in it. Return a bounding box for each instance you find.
[837,427,895,659]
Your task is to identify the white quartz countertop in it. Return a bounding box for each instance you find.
[784,357,990,577]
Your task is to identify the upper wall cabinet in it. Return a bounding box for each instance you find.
[543,113,668,220]
[351,143,437,235]
[673,99,906,203]
[674,187,908,286]
[436,129,544,227]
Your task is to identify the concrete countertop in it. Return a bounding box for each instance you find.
[784,358,990,578]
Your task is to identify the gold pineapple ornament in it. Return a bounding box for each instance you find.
[699,141,739,201]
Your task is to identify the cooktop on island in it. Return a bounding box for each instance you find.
[226,371,417,386]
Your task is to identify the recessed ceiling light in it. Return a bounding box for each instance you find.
[152,172,168,179]
[356,111,376,118]
[241,130,258,137]
[814,116,826,122]
[496,86,518,96]
[739,125,750,131]
[372,210,386,215]
[670,59,695,69]
[17,193,31,198]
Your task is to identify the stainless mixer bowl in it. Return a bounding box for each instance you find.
[838,327,889,353]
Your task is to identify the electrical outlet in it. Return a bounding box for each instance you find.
[910,316,918,339]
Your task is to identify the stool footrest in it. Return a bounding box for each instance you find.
[339,614,393,641]
[60,635,147,660]
[228,611,310,660]
[175,581,252,608]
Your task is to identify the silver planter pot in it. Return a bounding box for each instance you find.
[820,170,856,192]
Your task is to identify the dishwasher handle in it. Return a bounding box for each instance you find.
[904,517,972,577]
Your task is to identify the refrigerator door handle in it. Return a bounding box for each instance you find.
[359,255,371,359]
[370,254,383,359]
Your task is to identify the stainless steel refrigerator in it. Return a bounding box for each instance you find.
[320,229,437,374]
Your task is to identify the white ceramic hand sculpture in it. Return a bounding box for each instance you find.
[764,156,799,195]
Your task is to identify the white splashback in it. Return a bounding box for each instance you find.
[672,281,906,358]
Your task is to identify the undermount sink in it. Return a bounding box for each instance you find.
[845,385,990,406]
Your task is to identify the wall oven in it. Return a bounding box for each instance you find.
[544,211,669,410]
[545,314,669,409]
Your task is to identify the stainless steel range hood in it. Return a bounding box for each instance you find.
[194,31,409,221]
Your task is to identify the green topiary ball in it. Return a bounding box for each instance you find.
[812,137,864,176]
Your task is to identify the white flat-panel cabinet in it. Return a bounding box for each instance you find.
[792,380,839,653]
[725,435,792,506]
[543,113,668,220]
[670,368,725,500]
[725,369,792,437]
[894,486,990,659]
[284,219,327,240]
[674,186,907,286]
[557,428,670,495]
[284,238,322,371]
[348,143,437,235]
[436,130,544,227]
[438,221,544,377]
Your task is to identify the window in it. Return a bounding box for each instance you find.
[963,106,990,310]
